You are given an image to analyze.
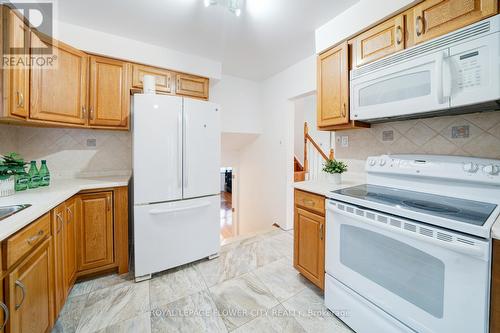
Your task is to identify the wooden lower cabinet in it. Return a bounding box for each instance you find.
[63,198,78,295]
[51,204,66,315]
[78,191,114,273]
[7,238,54,333]
[491,240,500,332]
[294,190,326,290]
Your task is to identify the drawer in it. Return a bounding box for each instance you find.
[294,189,325,215]
[3,213,51,269]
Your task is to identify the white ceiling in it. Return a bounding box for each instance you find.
[57,0,359,81]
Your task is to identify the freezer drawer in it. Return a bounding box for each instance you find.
[133,195,220,277]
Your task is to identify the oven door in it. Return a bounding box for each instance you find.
[325,200,491,333]
[350,50,451,121]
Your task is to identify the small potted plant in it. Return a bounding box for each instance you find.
[322,159,348,185]
[0,153,28,196]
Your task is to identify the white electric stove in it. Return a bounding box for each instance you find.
[325,155,500,333]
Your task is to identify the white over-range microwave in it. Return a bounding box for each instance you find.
[350,14,500,122]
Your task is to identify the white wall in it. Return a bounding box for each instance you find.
[315,0,421,53]
[55,21,222,80]
[211,75,263,134]
[236,56,317,233]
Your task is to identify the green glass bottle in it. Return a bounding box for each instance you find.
[14,166,29,191]
[39,160,50,187]
[28,161,41,189]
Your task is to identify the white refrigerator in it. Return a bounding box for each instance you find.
[132,94,221,280]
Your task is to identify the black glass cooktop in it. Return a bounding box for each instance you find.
[332,184,497,226]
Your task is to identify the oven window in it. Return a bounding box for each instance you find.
[340,225,444,318]
[358,71,431,106]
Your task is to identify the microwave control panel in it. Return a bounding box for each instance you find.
[455,49,483,90]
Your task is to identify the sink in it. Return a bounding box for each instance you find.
[0,204,32,221]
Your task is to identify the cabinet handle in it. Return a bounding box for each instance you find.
[26,230,44,245]
[81,106,87,119]
[416,15,424,37]
[14,280,26,310]
[167,76,171,90]
[0,302,8,331]
[107,196,111,211]
[396,25,403,45]
[341,103,347,118]
[176,77,181,91]
[320,224,324,240]
[67,207,72,223]
[16,92,24,108]
[56,213,63,233]
[90,107,95,120]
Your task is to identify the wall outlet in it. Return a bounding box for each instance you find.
[341,136,349,148]
[451,125,470,139]
[382,130,394,142]
[86,139,97,147]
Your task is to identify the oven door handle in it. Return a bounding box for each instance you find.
[329,205,486,259]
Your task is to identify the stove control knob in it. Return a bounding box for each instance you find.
[369,159,376,166]
[379,159,387,166]
[463,162,479,173]
[483,164,499,175]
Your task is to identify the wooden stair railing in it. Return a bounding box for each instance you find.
[302,122,334,181]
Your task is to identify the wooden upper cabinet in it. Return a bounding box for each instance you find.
[2,7,30,119]
[30,32,88,126]
[175,73,209,100]
[413,0,498,44]
[78,192,114,272]
[63,198,78,294]
[132,64,172,94]
[89,56,130,128]
[317,42,349,128]
[7,238,53,333]
[353,14,405,67]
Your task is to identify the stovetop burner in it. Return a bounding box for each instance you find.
[331,184,497,227]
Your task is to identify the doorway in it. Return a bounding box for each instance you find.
[220,167,234,240]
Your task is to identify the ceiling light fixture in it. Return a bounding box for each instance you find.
[204,0,243,17]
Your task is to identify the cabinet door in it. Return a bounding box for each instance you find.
[30,32,88,125]
[353,14,405,67]
[132,64,172,93]
[0,276,7,332]
[294,207,325,289]
[175,73,209,100]
[64,198,78,294]
[8,238,53,333]
[3,8,30,119]
[413,0,497,44]
[89,56,130,128]
[317,42,349,127]
[51,204,65,315]
[78,192,114,272]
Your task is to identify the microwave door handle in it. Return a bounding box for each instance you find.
[442,56,452,100]
[435,52,444,104]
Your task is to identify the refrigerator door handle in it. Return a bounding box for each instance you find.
[183,106,189,188]
[177,109,183,189]
[149,202,211,215]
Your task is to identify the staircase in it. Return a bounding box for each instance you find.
[295,122,334,182]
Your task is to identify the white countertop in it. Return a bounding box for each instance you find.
[0,175,130,242]
[294,173,366,198]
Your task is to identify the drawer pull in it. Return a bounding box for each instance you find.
[14,280,26,310]
[26,230,44,245]
[0,302,8,331]
[302,199,315,206]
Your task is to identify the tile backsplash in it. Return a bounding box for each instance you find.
[0,125,132,179]
[334,111,500,174]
